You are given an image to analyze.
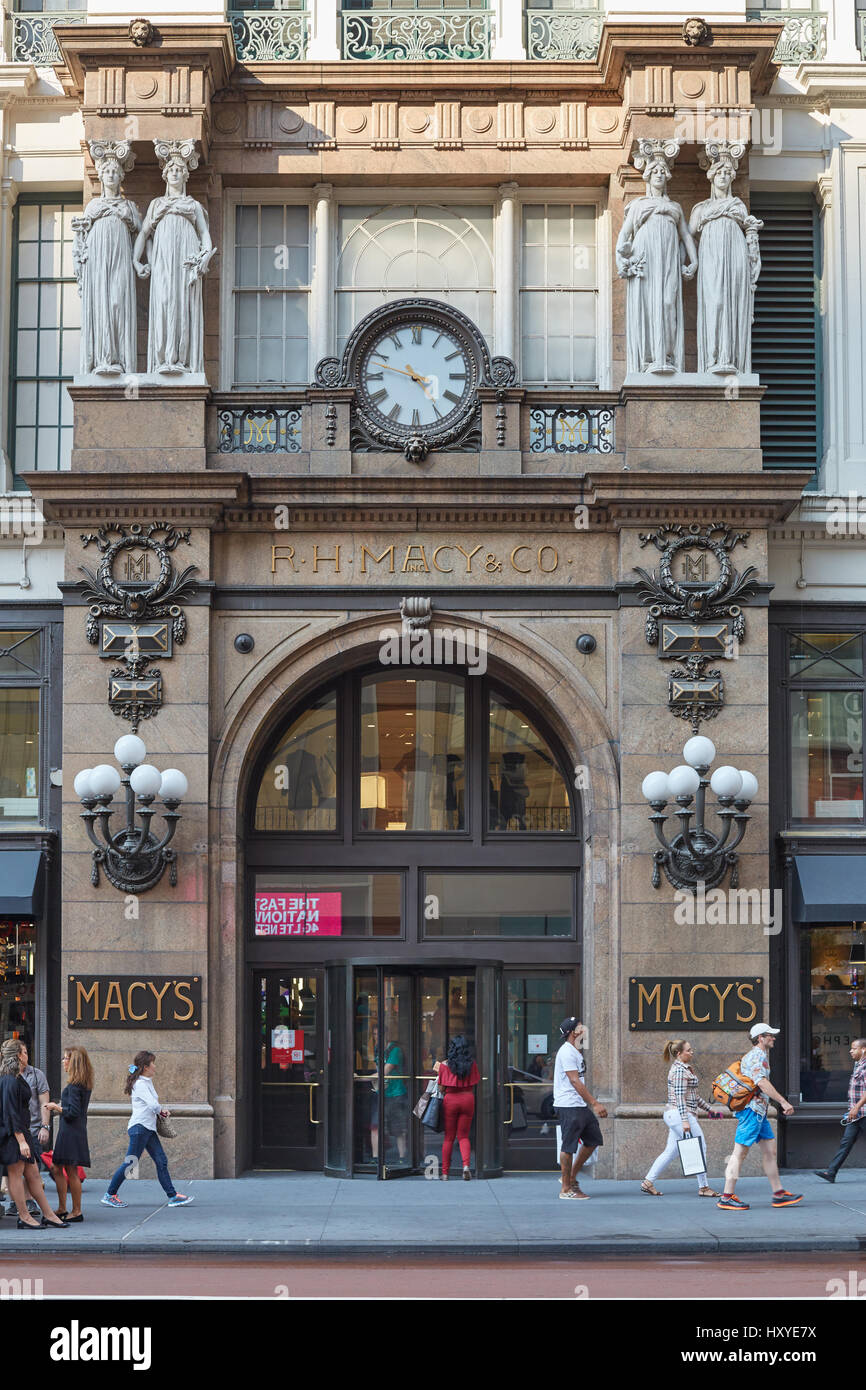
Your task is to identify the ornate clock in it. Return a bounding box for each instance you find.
[314,298,516,461]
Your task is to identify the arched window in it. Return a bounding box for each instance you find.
[249,670,578,941]
[336,204,495,357]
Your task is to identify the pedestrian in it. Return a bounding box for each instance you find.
[101,1051,194,1208]
[640,1039,723,1197]
[434,1035,480,1180]
[0,1039,67,1229]
[554,1017,607,1200]
[1,1037,49,1217]
[46,1045,93,1222]
[717,1023,802,1210]
[815,1037,866,1184]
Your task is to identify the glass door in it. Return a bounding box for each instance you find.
[417,972,477,1174]
[254,970,323,1169]
[503,970,575,1171]
[353,970,414,1178]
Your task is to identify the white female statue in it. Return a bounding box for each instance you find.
[689,140,763,375]
[73,140,140,377]
[616,137,698,376]
[133,138,216,377]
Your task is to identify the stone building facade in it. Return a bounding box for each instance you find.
[0,2,863,1179]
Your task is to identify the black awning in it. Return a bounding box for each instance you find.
[792,854,866,923]
[0,849,45,916]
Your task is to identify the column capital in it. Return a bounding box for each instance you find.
[313,182,335,201]
[498,181,520,198]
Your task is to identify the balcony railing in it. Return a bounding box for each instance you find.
[526,6,603,61]
[10,10,86,65]
[745,9,827,64]
[229,9,309,60]
[529,404,615,454]
[341,8,494,60]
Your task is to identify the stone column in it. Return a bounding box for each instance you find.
[495,182,519,366]
[491,0,526,60]
[307,0,341,61]
[825,0,860,62]
[311,183,334,371]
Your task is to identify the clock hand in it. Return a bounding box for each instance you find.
[371,360,435,401]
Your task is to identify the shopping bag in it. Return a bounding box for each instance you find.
[421,1088,444,1133]
[676,1134,706,1177]
[413,1078,437,1120]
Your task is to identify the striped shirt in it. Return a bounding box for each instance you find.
[666,1060,713,1122]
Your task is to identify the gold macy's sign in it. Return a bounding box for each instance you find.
[270,536,574,581]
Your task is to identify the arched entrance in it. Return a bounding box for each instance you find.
[245,666,581,1177]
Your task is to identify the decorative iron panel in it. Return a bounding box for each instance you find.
[746,9,827,63]
[525,8,603,60]
[12,12,86,65]
[229,10,309,61]
[342,9,493,60]
[218,406,303,454]
[529,405,614,454]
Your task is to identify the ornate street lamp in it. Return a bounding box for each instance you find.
[641,736,758,892]
[74,734,188,893]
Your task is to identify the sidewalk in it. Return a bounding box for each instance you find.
[2,1171,865,1256]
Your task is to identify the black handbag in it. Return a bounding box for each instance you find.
[421,1087,444,1133]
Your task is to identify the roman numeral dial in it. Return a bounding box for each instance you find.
[360,320,472,433]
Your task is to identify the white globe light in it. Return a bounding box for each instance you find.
[88,764,121,798]
[641,771,671,802]
[114,734,147,767]
[160,769,188,801]
[710,765,744,798]
[737,770,759,803]
[683,736,716,769]
[73,769,94,798]
[667,764,701,798]
[130,763,163,798]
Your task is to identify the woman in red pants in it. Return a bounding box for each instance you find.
[434,1036,480,1180]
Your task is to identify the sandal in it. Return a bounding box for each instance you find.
[698,1187,721,1198]
[641,1179,663,1196]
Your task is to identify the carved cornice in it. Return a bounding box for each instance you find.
[20,470,248,527]
[585,470,813,528]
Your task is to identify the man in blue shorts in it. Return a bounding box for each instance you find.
[717,1023,802,1210]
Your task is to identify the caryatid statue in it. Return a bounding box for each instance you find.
[73,140,141,378]
[689,139,763,375]
[133,138,216,377]
[616,137,698,376]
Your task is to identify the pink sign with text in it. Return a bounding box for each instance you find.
[255,891,343,937]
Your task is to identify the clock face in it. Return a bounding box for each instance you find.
[358,320,473,433]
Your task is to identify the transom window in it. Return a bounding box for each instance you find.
[249,670,579,942]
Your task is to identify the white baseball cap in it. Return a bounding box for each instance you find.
[750,1023,780,1040]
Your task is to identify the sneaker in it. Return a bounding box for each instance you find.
[717,1193,750,1210]
[772,1190,804,1207]
[167,1193,194,1207]
[814,1170,835,1184]
[100,1193,127,1208]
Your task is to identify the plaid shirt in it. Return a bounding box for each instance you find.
[667,1061,713,1122]
[848,1057,866,1114]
